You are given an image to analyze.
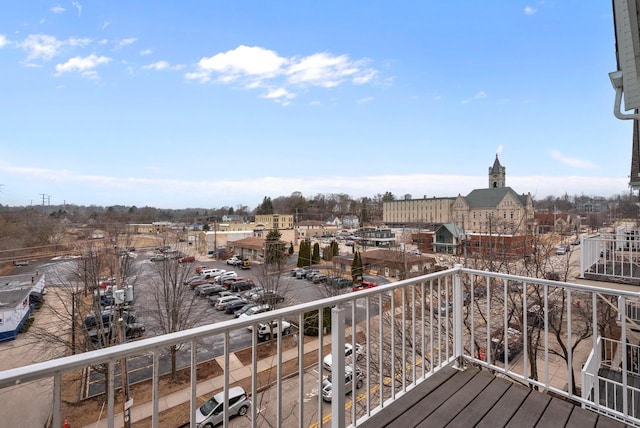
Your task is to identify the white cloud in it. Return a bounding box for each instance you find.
[19,34,63,61]
[461,91,488,104]
[356,96,374,104]
[51,5,65,14]
[186,45,379,102]
[140,49,153,56]
[261,87,296,105]
[189,45,287,84]
[117,38,137,48]
[524,6,538,15]
[496,145,503,154]
[55,54,111,78]
[72,1,82,16]
[287,52,366,88]
[549,150,597,169]
[67,37,91,47]
[143,60,170,70]
[0,34,8,48]
[143,60,183,71]
[0,160,629,209]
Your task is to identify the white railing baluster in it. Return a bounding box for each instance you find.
[331,305,345,428]
[297,312,304,427]
[157,348,163,428]
[453,266,463,369]
[53,372,61,428]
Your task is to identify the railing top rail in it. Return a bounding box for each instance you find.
[459,267,640,298]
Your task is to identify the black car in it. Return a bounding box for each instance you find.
[491,338,523,363]
[231,281,254,292]
[225,299,250,314]
[200,284,226,296]
[234,303,258,318]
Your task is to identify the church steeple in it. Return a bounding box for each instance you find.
[488,154,506,188]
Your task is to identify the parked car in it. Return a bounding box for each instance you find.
[312,274,328,284]
[198,284,223,296]
[178,256,196,263]
[491,337,523,363]
[199,284,226,297]
[234,303,258,318]
[150,253,166,262]
[215,271,238,284]
[231,280,255,293]
[555,245,569,255]
[252,290,285,304]
[226,256,242,266]
[243,287,265,300]
[323,343,364,371]
[322,366,365,402]
[183,275,202,285]
[256,320,292,341]
[241,259,251,269]
[352,281,378,292]
[195,266,210,274]
[238,304,273,324]
[195,386,250,427]
[224,299,251,314]
[544,271,561,281]
[200,268,226,279]
[222,277,252,288]
[304,269,320,280]
[330,277,353,288]
[189,278,215,289]
[215,295,242,310]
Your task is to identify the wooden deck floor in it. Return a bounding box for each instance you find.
[358,364,629,428]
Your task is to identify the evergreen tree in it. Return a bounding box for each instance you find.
[256,196,274,215]
[265,229,286,268]
[297,240,311,267]
[322,245,331,261]
[312,242,320,264]
[351,251,363,282]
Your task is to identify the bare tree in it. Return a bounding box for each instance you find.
[146,239,207,381]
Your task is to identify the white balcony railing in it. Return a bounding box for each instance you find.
[1,266,640,427]
[581,232,640,284]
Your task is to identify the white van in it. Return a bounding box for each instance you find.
[200,268,225,279]
[195,386,250,427]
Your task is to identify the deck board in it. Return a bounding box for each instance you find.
[417,369,494,427]
[475,383,530,427]
[534,395,574,427]
[358,364,631,428]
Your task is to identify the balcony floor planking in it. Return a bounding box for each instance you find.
[358,364,630,428]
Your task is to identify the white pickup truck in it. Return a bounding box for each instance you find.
[256,320,291,341]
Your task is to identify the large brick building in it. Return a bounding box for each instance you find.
[383,155,535,236]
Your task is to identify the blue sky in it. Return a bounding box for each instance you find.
[0,1,632,209]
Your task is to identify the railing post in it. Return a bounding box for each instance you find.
[453,265,464,370]
[331,305,346,428]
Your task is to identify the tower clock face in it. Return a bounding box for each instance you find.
[493,174,497,178]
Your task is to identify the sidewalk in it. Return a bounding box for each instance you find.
[84,325,361,428]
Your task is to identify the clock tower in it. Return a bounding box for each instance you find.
[488,154,506,188]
